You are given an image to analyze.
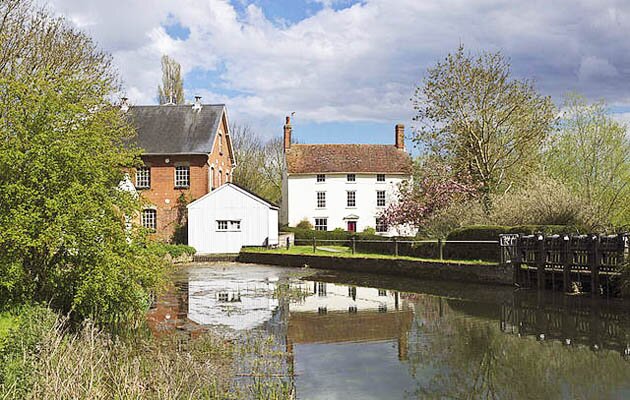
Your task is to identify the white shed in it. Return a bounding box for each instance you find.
[187,183,279,254]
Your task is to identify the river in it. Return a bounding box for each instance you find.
[148,262,630,400]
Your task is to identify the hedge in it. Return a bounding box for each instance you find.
[282,224,578,262]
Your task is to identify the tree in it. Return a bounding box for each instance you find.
[379,157,478,237]
[545,94,630,228]
[230,123,283,203]
[0,0,165,322]
[413,46,557,212]
[157,54,185,105]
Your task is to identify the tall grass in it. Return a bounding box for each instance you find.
[0,306,294,399]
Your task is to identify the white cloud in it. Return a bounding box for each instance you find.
[47,0,630,137]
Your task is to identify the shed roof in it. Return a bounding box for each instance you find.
[187,183,279,210]
[285,144,412,175]
[127,104,225,154]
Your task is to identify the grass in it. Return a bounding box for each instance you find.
[0,312,16,340]
[242,245,495,266]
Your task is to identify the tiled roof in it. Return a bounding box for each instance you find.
[285,144,412,174]
[127,104,224,154]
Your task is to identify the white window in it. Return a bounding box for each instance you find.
[317,191,326,208]
[175,165,190,188]
[347,191,356,207]
[377,191,386,207]
[136,166,150,189]
[376,217,388,233]
[315,218,327,231]
[142,209,156,231]
[378,289,387,296]
[377,174,385,182]
[217,220,241,231]
[316,174,326,183]
[347,174,356,182]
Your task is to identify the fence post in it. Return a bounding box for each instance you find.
[286,236,290,250]
[536,234,545,290]
[591,235,600,297]
[352,236,356,255]
[514,234,522,287]
[562,235,571,293]
[438,238,444,260]
[312,236,316,253]
[394,238,399,257]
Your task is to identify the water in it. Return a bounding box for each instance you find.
[148,263,630,399]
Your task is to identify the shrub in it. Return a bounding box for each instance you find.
[148,242,196,259]
[362,227,376,235]
[295,219,313,230]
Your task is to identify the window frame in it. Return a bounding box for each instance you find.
[376,190,386,207]
[174,165,190,189]
[346,174,356,183]
[376,217,388,233]
[346,190,356,208]
[141,209,157,231]
[376,174,386,182]
[216,219,241,232]
[314,218,328,231]
[135,166,151,189]
[316,191,326,208]
[316,174,326,183]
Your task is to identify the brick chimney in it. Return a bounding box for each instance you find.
[395,124,405,150]
[283,116,292,151]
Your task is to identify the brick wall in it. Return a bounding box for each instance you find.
[136,154,209,241]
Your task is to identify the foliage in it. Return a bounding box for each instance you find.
[380,157,478,233]
[489,176,597,230]
[0,1,165,324]
[230,123,284,204]
[413,45,557,211]
[147,242,196,259]
[157,54,185,105]
[446,225,577,241]
[545,94,630,228]
[295,219,313,230]
[171,193,191,244]
[0,306,291,399]
[362,227,376,235]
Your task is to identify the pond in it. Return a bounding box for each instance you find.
[148,263,630,400]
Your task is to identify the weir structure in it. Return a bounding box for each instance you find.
[500,233,628,297]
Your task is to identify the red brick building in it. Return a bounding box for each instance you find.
[126,99,236,241]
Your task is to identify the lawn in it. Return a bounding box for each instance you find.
[242,245,495,265]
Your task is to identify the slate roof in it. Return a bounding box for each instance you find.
[285,144,412,174]
[127,104,225,154]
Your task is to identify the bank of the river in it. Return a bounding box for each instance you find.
[239,246,512,286]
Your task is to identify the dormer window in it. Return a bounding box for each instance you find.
[316,174,325,183]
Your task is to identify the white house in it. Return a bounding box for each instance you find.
[187,183,279,253]
[280,116,413,236]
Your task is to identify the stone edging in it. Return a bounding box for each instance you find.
[238,252,513,286]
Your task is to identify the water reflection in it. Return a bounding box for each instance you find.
[148,263,630,399]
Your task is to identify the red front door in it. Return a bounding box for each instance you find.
[347,221,357,232]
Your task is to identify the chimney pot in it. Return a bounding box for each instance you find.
[120,97,129,112]
[395,124,405,150]
[192,95,202,111]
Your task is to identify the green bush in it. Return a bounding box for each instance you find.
[148,243,196,259]
[295,219,313,230]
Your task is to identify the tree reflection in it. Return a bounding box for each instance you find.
[406,297,630,400]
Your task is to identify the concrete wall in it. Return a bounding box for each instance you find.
[238,252,513,286]
[284,173,408,235]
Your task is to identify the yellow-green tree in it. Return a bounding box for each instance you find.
[157,54,185,105]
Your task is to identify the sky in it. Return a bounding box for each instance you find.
[47,0,630,148]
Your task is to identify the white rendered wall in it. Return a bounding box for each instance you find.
[188,185,279,253]
[285,173,407,235]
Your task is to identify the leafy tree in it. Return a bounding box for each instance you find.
[545,94,630,228]
[157,54,185,105]
[0,0,165,322]
[231,123,283,203]
[413,46,557,212]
